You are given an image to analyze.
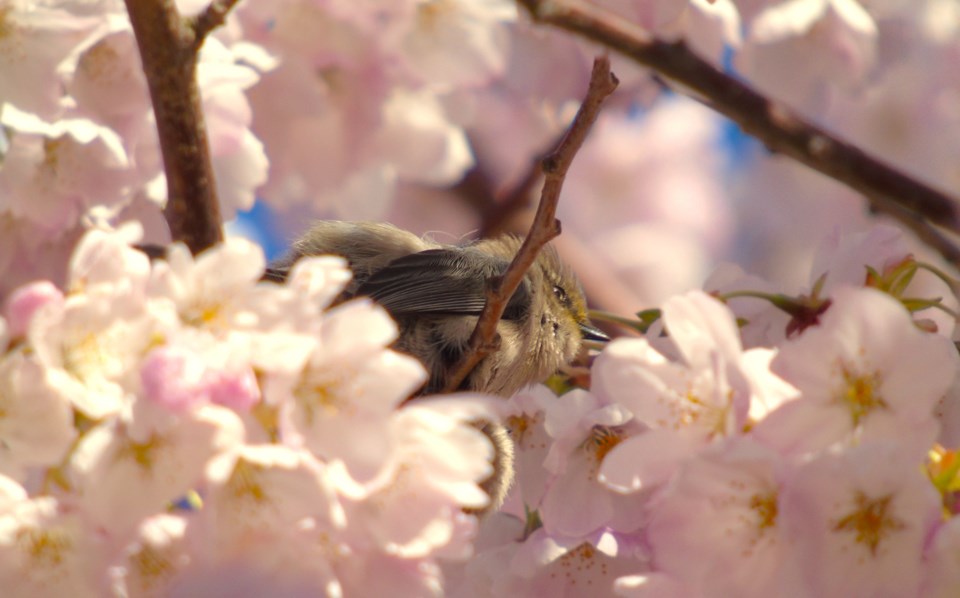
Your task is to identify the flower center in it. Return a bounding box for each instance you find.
[117,433,166,472]
[750,491,779,531]
[832,492,904,556]
[839,367,886,426]
[17,527,72,568]
[228,458,268,503]
[587,426,623,463]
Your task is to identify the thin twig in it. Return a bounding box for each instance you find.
[443,56,619,392]
[187,0,241,51]
[517,0,960,236]
[479,130,569,238]
[124,0,240,254]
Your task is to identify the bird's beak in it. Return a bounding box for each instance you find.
[579,321,609,342]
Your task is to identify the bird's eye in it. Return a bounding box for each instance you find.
[553,285,568,302]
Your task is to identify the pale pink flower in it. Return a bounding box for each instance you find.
[539,389,647,537]
[598,0,740,65]
[283,255,353,312]
[333,550,443,598]
[703,262,792,349]
[139,333,261,413]
[502,385,554,511]
[147,239,266,332]
[281,300,426,483]
[332,396,496,557]
[0,215,85,300]
[812,224,958,335]
[66,222,150,297]
[0,495,106,597]
[206,366,260,411]
[483,528,648,597]
[737,0,878,110]
[753,287,958,457]
[593,291,796,493]
[120,446,344,596]
[936,375,960,449]
[68,404,245,537]
[29,291,163,418]
[645,438,787,598]
[186,445,344,563]
[66,27,152,134]
[0,2,102,119]
[443,511,525,593]
[197,37,269,220]
[0,104,135,235]
[375,88,473,186]
[0,349,77,481]
[139,345,213,412]
[388,0,516,87]
[779,443,940,597]
[113,514,191,598]
[3,280,64,338]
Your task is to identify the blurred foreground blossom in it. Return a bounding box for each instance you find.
[0,225,498,596]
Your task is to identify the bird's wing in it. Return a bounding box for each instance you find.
[355,248,530,320]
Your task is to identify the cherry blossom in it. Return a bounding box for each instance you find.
[3,0,960,595]
[592,291,796,492]
[737,0,878,111]
[753,286,958,457]
[779,443,940,597]
[644,438,788,598]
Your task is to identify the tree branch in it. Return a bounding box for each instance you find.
[517,0,960,236]
[124,0,239,254]
[187,0,241,52]
[478,131,571,238]
[443,56,619,392]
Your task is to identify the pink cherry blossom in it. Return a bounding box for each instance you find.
[539,389,647,537]
[778,443,940,597]
[3,280,64,338]
[69,404,245,537]
[0,2,103,119]
[0,495,107,597]
[645,438,788,598]
[753,286,958,457]
[737,0,878,111]
[0,349,76,483]
[593,291,796,492]
[0,104,134,235]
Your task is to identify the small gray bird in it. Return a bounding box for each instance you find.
[267,220,607,396]
[266,221,607,510]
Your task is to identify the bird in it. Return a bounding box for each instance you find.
[266,220,608,510]
[266,220,608,396]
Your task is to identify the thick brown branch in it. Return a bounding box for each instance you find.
[444,56,619,392]
[517,0,960,235]
[187,0,242,51]
[124,0,225,254]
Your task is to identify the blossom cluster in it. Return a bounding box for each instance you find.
[4,224,960,596]
[0,225,498,596]
[446,224,960,597]
[3,0,960,595]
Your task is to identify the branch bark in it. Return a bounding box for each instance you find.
[187,0,242,52]
[444,56,619,392]
[517,0,960,237]
[124,0,238,254]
